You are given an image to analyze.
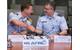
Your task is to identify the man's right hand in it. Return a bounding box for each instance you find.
[27,25,36,32]
[35,29,42,34]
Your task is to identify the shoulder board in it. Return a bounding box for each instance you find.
[11,11,19,16]
[57,13,64,17]
[14,12,19,16]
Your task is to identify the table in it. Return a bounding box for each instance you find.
[7,42,71,50]
[7,35,71,50]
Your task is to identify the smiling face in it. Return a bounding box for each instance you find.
[21,3,33,17]
[24,6,33,16]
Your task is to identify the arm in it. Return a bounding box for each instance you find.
[59,30,67,35]
[11,19,35,32]
[9,12,35,32]
[59,17,68,35]
[10,19,27,27]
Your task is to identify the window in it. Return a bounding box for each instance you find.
[15,0,31,4]
[34,0,49,5]
[54,0,67,6]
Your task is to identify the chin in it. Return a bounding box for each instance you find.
[47,14,51,16]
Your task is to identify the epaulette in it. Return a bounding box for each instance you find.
[13,12,19,16]
[57,13,64,17]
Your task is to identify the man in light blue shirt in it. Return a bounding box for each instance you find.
[8,3,36,35]
[36,2,68,37]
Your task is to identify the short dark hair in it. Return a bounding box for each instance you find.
[21,2,32,12]
[44,2,56,11]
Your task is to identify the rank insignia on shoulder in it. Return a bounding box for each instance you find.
[57,13,64,17]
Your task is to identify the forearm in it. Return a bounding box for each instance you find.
[59,30,67,35]
[10,19,27,27]
[11,19,35,32]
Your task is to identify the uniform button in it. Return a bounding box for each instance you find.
[52,27,54,29]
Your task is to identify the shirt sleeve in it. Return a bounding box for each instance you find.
[36,17,43,30]
[9,12,19,22]
[60,16,68,31]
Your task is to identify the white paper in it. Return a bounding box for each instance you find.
[54,35,71,43]
[23,36,49,50]
[8,35,26,42]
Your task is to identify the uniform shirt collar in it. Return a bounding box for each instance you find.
[46,12,58,19]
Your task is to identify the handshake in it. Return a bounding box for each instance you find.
[27,25,42,34]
